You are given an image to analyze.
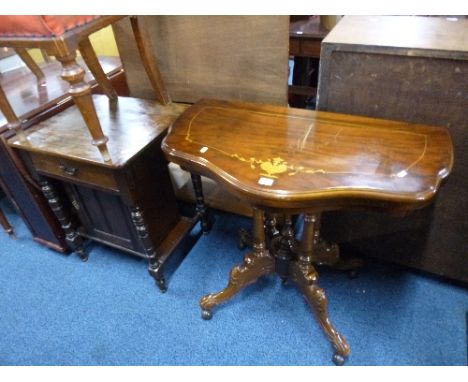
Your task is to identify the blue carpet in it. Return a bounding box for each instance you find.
[0,197,467,366]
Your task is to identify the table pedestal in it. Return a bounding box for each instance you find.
[200,208,351,365]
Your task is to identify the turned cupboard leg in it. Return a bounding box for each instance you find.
[130,206,166,293]
[39,178,87,261]
[190,173,211,234]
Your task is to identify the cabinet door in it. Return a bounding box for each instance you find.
[65,183,145,256]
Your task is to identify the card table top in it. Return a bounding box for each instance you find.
[162,99,453,211]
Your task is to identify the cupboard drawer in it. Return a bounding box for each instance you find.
[30,152,119,192]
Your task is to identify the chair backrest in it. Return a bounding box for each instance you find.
[113,16,290,105]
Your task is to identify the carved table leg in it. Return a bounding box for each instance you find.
[291,214,350,365]
[39,179,87,261]
[191,173,211,234]
[55,52,111,163]
[78,37,118,101]
[200,208,275,319]
[0,206,15,238]
[130,206,166,293]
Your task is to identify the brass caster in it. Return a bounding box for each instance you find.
[79,254,88,262]
[332,353,346,366]
[201,309,213,320]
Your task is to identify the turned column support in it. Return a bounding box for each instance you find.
[55,52,111,163]
[130,206,166,293]
[39,178,87,261]
[297,213,320,264]
[191,173,211,234]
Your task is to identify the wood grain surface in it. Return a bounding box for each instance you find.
[316,15,468,282]
[10,95,190,168]
[163,99,453,210]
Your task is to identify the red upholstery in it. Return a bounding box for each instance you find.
[0,16,101,37]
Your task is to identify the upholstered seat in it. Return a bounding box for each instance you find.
[0,16,169,163]
[0,16,100,37]
[0,15,126,162]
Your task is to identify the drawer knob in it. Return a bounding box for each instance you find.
[59,164,79,176]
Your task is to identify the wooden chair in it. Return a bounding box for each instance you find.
[0,16,168,163]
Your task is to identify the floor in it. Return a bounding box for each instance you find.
[0,197,467,366]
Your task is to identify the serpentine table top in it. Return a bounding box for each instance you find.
[162,99,453,212]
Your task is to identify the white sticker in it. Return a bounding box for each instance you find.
[258,177,274,186]
[200,146,208,153]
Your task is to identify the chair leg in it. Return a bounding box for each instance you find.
[15,48,45,85]
[130,16,170,105]
[0,84,27,142]
[55,52,111,163]
[78,37,118,100]
[40,49,51,63]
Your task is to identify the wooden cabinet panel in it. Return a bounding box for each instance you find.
[10,95,197,290]
[316,16,468,283]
